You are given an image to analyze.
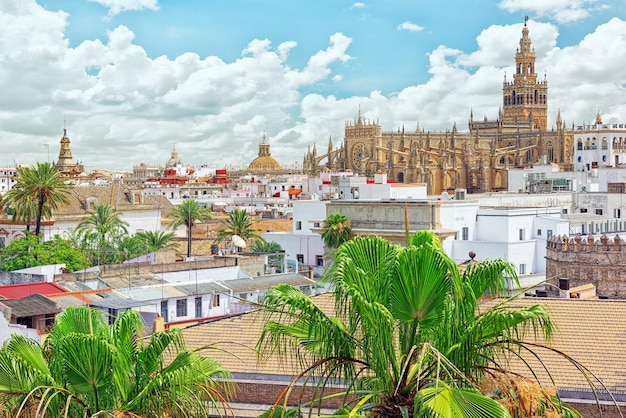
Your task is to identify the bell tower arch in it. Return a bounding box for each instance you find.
[502,17,548,131]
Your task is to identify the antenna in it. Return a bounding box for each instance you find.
[41,142,50,162]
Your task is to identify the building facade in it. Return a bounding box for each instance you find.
[546,234,626,298]
[303,21,574,195]
[574,111,626,172]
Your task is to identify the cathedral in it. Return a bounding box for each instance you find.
[303,19,574,194]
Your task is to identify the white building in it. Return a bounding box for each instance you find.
[263,199,327,277]
[449,206,568,280]
[0,167,18,193]
[574,113,626,172]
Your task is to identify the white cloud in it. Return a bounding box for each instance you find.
[397,21,424,32]
[1,1,625,173]
[498,0,602,23]
[87,0,158,16]
[287,18,626,160]
[351,2,365,8]
[0,0,353,170]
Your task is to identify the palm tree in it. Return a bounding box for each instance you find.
[0,306,232,417]
[320,212,352,249]
[216,208,261,248]
[77,203,129,243]
[136,229,178,252]
[251,239,284,273]
[257,231,558,417]
[2,189,37,231]
[2,162,71,235]
[169,199,211,258]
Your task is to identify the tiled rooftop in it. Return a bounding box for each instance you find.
[482,297,626,400]
[1,293,61,317]
[182,294,626,401]
[0,282,68,299]
[181,292,335,377]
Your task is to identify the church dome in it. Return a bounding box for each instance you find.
[247,134,281,171]
[166,146,182,168]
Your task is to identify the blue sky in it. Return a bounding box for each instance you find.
[1,0,625,170]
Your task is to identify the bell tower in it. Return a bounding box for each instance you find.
[502,17,548,130]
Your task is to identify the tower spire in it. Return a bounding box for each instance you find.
[501,18,548,130]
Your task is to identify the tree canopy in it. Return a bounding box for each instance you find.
[0,306,232,417]
[256,231,577,417]
[168,199,211,258]
[0,233,87,272]
[320,211,352,249]
[2,162,72,235]
[216,208,261,247]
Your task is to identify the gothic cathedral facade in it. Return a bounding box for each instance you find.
[303,20,574,194]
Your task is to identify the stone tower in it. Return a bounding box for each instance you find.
[55,128,84,177]
[502,17,548,131]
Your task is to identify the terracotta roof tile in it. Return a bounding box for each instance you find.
[181,292,335,377]
[1,294,61,317]
[482,297,626,399]
[183,294,626,401]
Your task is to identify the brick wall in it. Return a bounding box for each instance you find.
[546,234,626,298]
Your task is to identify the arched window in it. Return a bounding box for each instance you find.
[602,137,608,150]
[577,139,583,151]
[397,172,404,183]
[526,141,534,163]
[547,141,554,162]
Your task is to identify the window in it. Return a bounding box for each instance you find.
[547,230,553,238]
[580,208,588,213]
[596,209,603,216]
[212,294,220,307]
[313,222,321,228]
[316,255,324,267]
[108,308,118,325]
[562,208,568,214]
[296,221,302,230]
[158,301,167,322]
[297,254,304,264]
[615,208,622,218]
[461,227,469,241]
[176,299,187,317]
[519,229,525,241]
[195,297,202,318]
[537,229,542,236]
[519,264,526,275]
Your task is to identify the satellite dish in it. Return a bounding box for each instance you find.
[231,235,247,248]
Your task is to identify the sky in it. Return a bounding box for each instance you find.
[1,0,626,172]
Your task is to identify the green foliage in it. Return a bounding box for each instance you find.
[216,208,262,247]
[0,232,87,272]
[2,162,72,235]
[72,204,135,265]
[257,231,564,418]
[77,203,129,243]
[0,306,232,417]
[321,212,353,249]
[136,229,178,252]
[169,199,211,258]
[251,239,282,253]
[252,239,284,272]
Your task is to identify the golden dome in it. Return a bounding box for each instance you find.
[247,134,281,171]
